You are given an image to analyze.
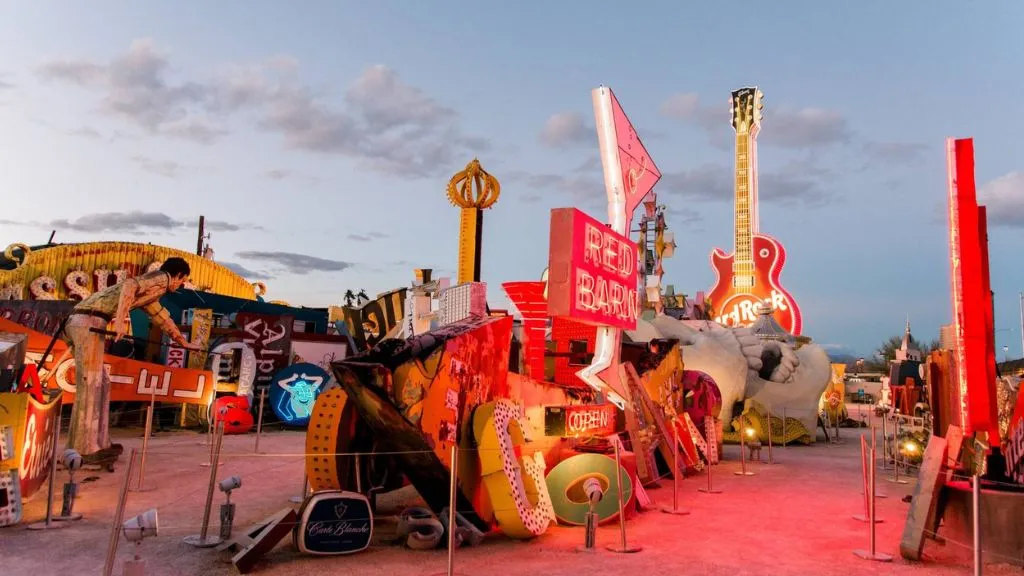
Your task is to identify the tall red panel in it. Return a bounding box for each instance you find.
[502,282,548,380]
[977,207,1000,440]
[947,138,997,439]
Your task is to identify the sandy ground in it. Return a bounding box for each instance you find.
[1,414,1020,576]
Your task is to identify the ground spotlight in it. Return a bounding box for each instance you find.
[121,509,159,576]
[219,475,242,539]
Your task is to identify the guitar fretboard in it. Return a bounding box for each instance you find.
[733,130,756,291]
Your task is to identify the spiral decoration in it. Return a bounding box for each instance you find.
[3,243,30,267]
[446,159,500,210]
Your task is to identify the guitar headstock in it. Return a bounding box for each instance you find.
[730,87,764,134]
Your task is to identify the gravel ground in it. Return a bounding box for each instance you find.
[1,415,1019,576]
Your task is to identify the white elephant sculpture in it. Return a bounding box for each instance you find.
[629,314,830,436]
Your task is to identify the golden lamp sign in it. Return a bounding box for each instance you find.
[0,242,258,301]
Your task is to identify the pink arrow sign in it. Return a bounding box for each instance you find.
[609,88,662,217]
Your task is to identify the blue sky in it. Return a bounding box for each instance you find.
[1,1,1022,358]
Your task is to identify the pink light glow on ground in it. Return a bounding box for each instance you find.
[1,409,1016,575]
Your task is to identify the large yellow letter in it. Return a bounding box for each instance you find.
[472,399,553,539]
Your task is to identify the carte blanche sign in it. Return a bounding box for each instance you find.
[546,207,639,330]
[293,490,373,555]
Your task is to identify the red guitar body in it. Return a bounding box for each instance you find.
[707,233,802,335]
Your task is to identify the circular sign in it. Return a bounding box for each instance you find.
[269,363,330,427]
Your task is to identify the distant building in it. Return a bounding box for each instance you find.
[895,318,923,362]
[939,324,955,351]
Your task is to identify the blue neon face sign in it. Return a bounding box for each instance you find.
[269,363,329,426]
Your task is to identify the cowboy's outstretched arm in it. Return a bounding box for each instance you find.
[143,302,198,349]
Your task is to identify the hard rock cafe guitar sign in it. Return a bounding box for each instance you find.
[706,87,802,335]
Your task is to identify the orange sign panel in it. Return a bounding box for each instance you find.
[0,392,62,499]
[0,317,215,406]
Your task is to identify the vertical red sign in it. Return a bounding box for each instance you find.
[236,313,294,389]
[946,138,998,440]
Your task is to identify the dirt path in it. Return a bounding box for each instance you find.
[1,421,1016,575]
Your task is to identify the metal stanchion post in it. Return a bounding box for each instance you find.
[102,449,138,576]
[888,416,907,485]
[880,413,888,470]
[767,407,778,464]
[254,388,265,454]
[870,425,888,498]
[606,438,642,553]
[853,434,883,523]
[735,420,754,476]
[130,389,156,492]
[429,445,463,574]
[782,407,788,448]
[972,474,982,576]
[854,445,892,562]
[698,451,722,494]
[661,420,690,515]
[184,422,224,547]
[27,414,68,530]
[447,445,458,575]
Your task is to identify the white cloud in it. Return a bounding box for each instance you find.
[38,39,488,178]
[539,112,592,148]
[978,172,1024,227]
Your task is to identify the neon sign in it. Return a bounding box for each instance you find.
[547,207,639,331]
[269,363,328,426]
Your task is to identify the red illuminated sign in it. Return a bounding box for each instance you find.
[946,138,998,439]
[547,208,639,330]
[544,404,625,437]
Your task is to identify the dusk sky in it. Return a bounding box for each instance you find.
[1,1,1022,359]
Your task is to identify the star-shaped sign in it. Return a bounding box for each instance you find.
[575,327,628,410]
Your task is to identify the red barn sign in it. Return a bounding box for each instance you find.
[547,207,639,330]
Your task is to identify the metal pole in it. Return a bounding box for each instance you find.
[184,422,224,547]
[606,438,642,553]
[254,388,266,454]
[767,407,777,464]
[972,474,982,576]
[853,445,892,562]
[735,418,754,476]
[869,446,877,554]
[102,449,137,576]
[662,420,689,515]
[881,414,888,470]
[699,443,722,494]
[853,432,883,522]
[889,417,907,484]
[42,414,59,525]
[1019,291,1023,361]
[872,425,888,499]
[447,444,458,576]
[782,407,787,448]
[27,413,66,530]
[131,389,156,492]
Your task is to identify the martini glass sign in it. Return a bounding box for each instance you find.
[269,363,329,426]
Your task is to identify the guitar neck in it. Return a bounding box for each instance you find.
[733,130,757,284]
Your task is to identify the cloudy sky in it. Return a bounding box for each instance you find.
[1,1,1022,358]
